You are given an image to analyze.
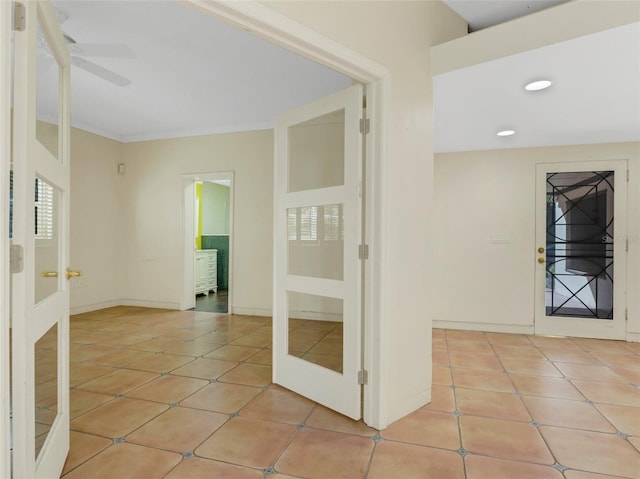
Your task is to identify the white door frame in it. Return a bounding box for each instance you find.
[185,0,389,428]
[182,171,235,314]
[0,1,12,476]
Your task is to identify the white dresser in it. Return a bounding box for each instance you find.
[195,249,218,295]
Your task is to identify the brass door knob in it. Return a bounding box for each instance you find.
[537,257,545,264]
[41,271,58,278]
[66,268,81,280]
[537,247,545,254]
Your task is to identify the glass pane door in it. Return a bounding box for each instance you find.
[535,161,627,340]
[11,1,72,477]
[274,84,363,419]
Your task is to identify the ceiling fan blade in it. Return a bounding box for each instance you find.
[71,57,131,87]
[68,43,136,59]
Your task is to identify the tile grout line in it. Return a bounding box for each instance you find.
[63,316,640,478]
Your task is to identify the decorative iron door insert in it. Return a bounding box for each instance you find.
[545,171,614,319]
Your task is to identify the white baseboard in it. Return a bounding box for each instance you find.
[433,319,535,335]
[289,310,343,322]
[119,299,182,310]
[231,308,342,321]
[70,300,122,315]
[231,307,272,318]
[71,301,273,318]
[435,319,640,341]
[386,387,431,428]
[626,331,640,343]
[70,299,181,315]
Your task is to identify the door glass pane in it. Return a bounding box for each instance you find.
[35,323,58,459]
[546,171,614,318]
[35,177,59,304]
[36,16,60,160]
[288,204,343,280]
[288,291,343,373]
[288,109,345,192]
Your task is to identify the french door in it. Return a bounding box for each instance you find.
[534,161,628,340]
[11,1,72,477]
[273,84,364,419]
[1,2,12,477]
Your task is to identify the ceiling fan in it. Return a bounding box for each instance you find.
[63,32,135,87]
[37,9,136,87]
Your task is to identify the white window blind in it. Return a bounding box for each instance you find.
[288,204,343,242]
[323,204,342,241]
[35,178,54,240]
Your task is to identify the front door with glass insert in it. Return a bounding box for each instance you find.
[274,84,363,419]
[535,161,628,340]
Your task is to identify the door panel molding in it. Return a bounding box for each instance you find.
[274,84,363,419]
[11,1,71,477]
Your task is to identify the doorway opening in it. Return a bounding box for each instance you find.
[182,171,234,314]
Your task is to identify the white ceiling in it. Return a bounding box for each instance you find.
[39,1,353,142]
[36,1,640,153]
[434,21,640,153]
[443,0,568,31]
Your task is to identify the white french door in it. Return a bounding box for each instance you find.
[274,84,364,419]
[534,160,628,340]
[1,2,13,478]
[11,1,72,477]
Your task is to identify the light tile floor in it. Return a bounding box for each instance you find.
[58,307,640,479]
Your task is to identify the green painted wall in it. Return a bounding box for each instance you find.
[199,181,231,291]
[201,235,229,291]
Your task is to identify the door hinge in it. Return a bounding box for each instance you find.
[358,244,369,260]
[359,118,370,134]
[14,3,26,31]
[10,244,24,273]
[627,169,630,182]
[627,238,629,252]
[358,369,368,385]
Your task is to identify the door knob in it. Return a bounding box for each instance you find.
[41,271,58,278]
[537,257,545,264]
[66,268,81,280]
[537,247,545,254]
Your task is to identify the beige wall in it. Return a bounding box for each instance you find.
[68,121,348,318]
[69,128,124,312]
[70,128,273,315]
[434,142,640,340]
[120,130,273,314]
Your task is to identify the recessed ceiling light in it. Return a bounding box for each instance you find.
[525,80,552,91]
[497,130,516,137]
